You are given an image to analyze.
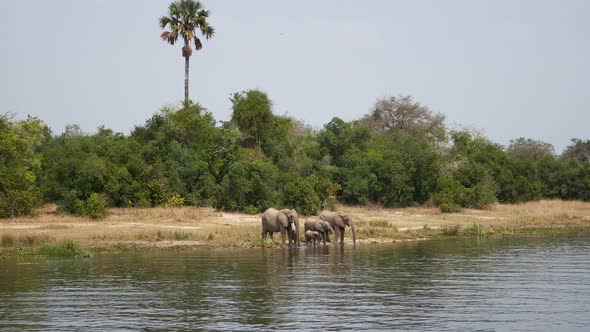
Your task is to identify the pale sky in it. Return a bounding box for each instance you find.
[1,0,589,151]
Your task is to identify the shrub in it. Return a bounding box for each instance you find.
[279,172,322,216]
[57,190,85,215]
[165,193,185,207]
[36,241,90,257]
[433,176,465,213]
[244,205,259,214]
[440,203,461,213]
[463,224,489,237]
[83,193,108,220]
[58,191,108,220]
[463,179,497,209]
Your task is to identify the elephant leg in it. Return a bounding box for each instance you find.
[333,227,340,245]
[269,232,274,240]
[339,227,345,245]
[280,229,286,246]
[262,230,266,240]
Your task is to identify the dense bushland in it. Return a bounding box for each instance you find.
[2,92,589,219]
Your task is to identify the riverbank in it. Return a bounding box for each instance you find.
[1,200,590,256]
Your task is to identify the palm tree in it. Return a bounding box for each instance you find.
[160,0,214,102]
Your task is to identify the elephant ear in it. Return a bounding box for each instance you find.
[279,212,290,228]
[339,213,351,225]
[330,214,343,228]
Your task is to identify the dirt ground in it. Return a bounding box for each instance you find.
[2,200,590,250]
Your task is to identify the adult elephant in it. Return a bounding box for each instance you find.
[284,208,301,246]
[261,208,300,246]
[304,219,334,245]
[319,211,356,246]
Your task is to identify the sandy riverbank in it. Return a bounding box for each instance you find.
[1,200,590,254]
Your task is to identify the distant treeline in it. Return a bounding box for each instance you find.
[1,91,590,219]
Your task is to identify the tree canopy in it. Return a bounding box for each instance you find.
[2,93,589,219]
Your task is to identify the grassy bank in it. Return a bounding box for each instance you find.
[1,200,590,256]
[1,240,91,258]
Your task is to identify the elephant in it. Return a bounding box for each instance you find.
[304,219,334,245]
[304,230,321,246]
[261,208,300,246]
[284,208,301,246]
[319,211,356,246]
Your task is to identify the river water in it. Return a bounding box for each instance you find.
[1,234,590,331]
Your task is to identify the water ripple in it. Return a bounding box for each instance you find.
[2,235,590,331]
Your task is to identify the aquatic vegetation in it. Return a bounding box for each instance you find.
[35,241,91,257]
[1,241,91,258]
[462,224,490,237]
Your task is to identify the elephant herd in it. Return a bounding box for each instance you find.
[261,208,356,247]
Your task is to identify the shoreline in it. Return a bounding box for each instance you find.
[1,200,590,257]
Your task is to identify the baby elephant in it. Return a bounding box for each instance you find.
[304,220,334,245]
[305,230,321,246]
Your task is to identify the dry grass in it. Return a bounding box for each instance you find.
[1,200,590,251]
[491,200,590,221]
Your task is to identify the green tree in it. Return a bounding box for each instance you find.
[216,156,279,213]
[433,131,501,211]
[507,137,554,160]
[0,116,48,218]
[230,90,282,150]
[160,0,214,102]
[339,136,414,207]
[317,117,371,166]
[278,172,322,215]
[562,138,590,163]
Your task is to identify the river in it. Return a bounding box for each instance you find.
[1,234,590,331]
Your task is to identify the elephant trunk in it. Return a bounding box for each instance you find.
[350,224,356,246]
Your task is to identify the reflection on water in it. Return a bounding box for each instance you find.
[2,235,590,331]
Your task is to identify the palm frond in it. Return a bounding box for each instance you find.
[198,9,210,18]
[201,24,214,39]
[194,37,202,50]
[161,31,178,45]
[169,2,181,16]
[159,16,171,29]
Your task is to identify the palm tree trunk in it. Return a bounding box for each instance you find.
[184,55,190,102]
